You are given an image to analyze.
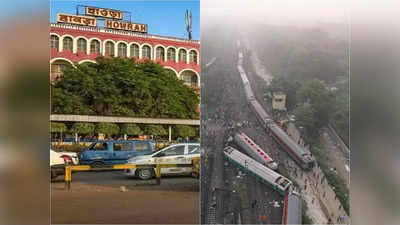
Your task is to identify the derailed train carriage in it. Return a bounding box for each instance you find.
[233,131,278,170]
[282,191,302,225]
[224,146,292,196]
[237,51,314,171]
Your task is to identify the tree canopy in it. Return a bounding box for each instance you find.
[121,124,142,136]
[52,57,199,119]
[70,122,95,134]
[145,125,167,137]
[95,122,120,136]
[174,125,196,138]
[50,122,67,133]
[294,79,335,140]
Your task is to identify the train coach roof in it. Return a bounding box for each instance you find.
[270,124,311,158]
[235,132,273,162]
[287,193,302,225]
[224,146,283,183]
[250,100,270,120]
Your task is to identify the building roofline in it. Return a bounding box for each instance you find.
[50,23,200,44]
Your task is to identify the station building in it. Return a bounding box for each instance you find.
[50,21,200,89]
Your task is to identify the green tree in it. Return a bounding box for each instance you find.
[121,124,142,136]
[297,79,335,129]
[145,125,167,137]
[174,125,196,139]
[70,122,95,134]
[50,122,67,133]
[52,57,199,118]
[51,122,67,142]
[95,122,120,138]
[294,104,319,142]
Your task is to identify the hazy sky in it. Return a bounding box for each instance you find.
[201,0,349,26]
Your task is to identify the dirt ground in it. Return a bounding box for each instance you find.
[51,171,199,224]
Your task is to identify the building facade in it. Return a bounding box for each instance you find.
[50,23,200,89]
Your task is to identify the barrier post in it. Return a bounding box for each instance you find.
[155,165,162,185]
[64,166,72,190]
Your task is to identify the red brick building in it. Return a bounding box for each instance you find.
[50,23,200,88]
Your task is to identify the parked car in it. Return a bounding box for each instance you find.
[124,143,200,180]
[79,140,155,166]
[50,149,79,180]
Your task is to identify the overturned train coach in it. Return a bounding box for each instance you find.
[237,51,314,171]
[233,131,278,170]
[282,191,302,225]
[224,146,292,196]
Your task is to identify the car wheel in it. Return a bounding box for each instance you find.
[91,161,104,168]
[136,168,153,180]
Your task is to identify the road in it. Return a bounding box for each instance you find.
[51,171,199,224]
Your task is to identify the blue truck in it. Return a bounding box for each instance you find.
[79,140,155,166]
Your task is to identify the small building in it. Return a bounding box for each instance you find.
[272,92,286,111]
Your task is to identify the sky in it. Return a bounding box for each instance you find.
[50,0,200,40]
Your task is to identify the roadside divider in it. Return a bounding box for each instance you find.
[64,157,200,190]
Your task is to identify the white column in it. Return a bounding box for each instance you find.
[168,126,172,142]
[86,40,90,55]
[58,38,62,52]
[139,46,142,59]
[127,44,131,58]
[175,50,179,63]
[73,38,77,54]
[114,44,118,57]
[186,51,189,64]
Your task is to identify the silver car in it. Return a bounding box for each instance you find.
[125,143,200,180]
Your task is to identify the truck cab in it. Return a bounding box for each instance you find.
[80,140,155,166]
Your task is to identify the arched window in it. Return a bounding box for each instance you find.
[51,60,71,81]
[50,35,59,50]
[118,43,127,57]
[105,41,115,56]
[130,44,139,58]
[179,49,187,63]
[167,48,176,61]
[63,37,73,51]
[142,45,151,59]
[156,46,165,61]
[181,71,198,87]
[189,50,198,64]
[90,40,100,54]
[77,38,87,53]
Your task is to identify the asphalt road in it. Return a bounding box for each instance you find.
[51,171,199,224]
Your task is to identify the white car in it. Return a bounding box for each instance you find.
[125,143,200,180]
[50,149,79,180]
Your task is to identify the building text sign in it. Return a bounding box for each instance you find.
[105,20,148,33]
[86,6,123,20]
[57,13,96,26]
